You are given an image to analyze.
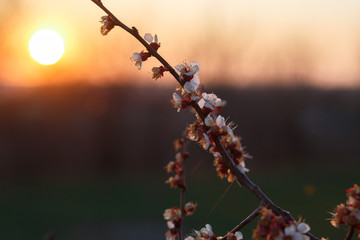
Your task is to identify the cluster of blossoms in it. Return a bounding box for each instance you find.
[123,30,252,184]
[184,224,243,240]
[188,101,250,181]
[129,33,165,73]
[330,184,360,238]
[171,62,201,112]
[253,208,312,240]
[171,61,251,182]
[164,138,198,240]
[165,138,189,190]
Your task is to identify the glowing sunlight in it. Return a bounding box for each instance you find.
[28,29,65,65]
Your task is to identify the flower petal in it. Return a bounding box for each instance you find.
[131,52,141,61]
[216,115,226,128]
[204,115,214,127]
[292,232,303,240]
[203,133,210,150]
[190,61,200,73]
[144,33,153,42]
[172,92,182,103]
[198,98,205,108]
[297,222,310,234]
[284,224,296,236]
[235,231,243,240]
[167,221,175,229]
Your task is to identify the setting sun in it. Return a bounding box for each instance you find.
[29,29,65,65]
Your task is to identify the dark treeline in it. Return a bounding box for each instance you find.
[0,84,359,180]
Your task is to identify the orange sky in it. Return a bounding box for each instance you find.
[1,0,360,88]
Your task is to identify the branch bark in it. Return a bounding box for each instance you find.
[345,226,355,240]
[89,2,321,240]
[218,206,261,240]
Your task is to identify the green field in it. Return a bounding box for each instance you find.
[0,164,358,240]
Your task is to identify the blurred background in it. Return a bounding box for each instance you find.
[0,0,360,239]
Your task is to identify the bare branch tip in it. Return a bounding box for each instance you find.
[132,26,139,34]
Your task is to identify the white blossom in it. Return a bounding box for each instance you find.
[213,152,221,158]
[226,125,235,137]
[216,115,226,128]
[200,224,213,238]
[173,92,181,103]
[175,61,200,77]
[203,133,210,150]
[237,161,249,174]
[183,75,200,93]
[144,33,153,42]
[235,231,243,240]
[184,237,195,240]
[199,92,222,110]
[144,33,158,44]
[172,92,182,112]
[167,221,175,229]
[297,223,311,234]
[283,223,310,240]
[131,52,142,70]
[100,16,114,35]
[204,115,214,127]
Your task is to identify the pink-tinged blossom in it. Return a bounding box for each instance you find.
[165,174,183,188]
[167,221,175,229]
[297,223,311,234]
[184,202,198,216]
[175,62,200,81]
[144,33,160,51]
[202,133,210,150]
[163,207,182,221]
[184,230,201,240]
[283,223,310,240]
[204,115,214,127]
[152,66,168,80]
[200,224,214,239]
[184,237,195,240]
[183,75,200,93]
[225,231,243,240]
[254,208,312,240]
[131,51,151,70]
[172,92,182,112]
[330,184,360,231]
[204,115,227,129]
[237,161,249,174]
[131,52,142,70]
[165,161,176,173]
[144,33,154,42]
[99,16,115,35]
[226,125,235,138]
[234,231,243,240]
[198,93,222,110]
[216,115,226,128]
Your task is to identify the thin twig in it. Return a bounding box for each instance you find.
[179,167,186,240]
[218,206,261,240]
[345,225,355,240]
[89,2,321,240]
[179,184,185,240]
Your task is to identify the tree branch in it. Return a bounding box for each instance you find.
[179,158,187,240]
[218,206,261,240]
[89,2,321,240]
[345,225,355,240]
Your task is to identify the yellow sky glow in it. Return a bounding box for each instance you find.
[0,0,359,88]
